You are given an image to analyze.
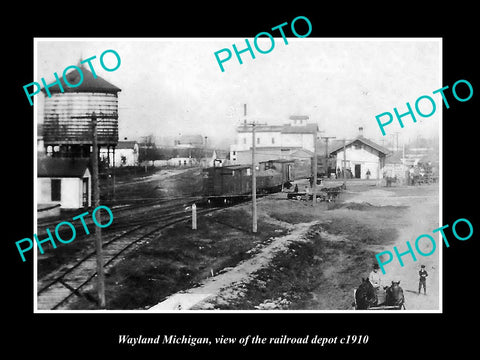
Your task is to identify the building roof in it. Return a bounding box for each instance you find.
[259,158,295,163]
[38,158,90,178]
[329,136,390,156]
[290,148,314,157]
[41,64,121,94]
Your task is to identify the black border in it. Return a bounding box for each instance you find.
[6,5,478,355]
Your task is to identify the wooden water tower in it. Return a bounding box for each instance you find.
[42,64,121,161]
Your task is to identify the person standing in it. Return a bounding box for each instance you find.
[369,263,385,304]
[369,263,382,289]
[418,265,428,295]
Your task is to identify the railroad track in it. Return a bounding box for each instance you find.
[36,195,203,231]
[36,205,221,310]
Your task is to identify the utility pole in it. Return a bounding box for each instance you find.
[91,112,106,309]
[204,136,208,159]
[311,128,324,206]
[321,136,336,178]
[343,138,347,182]
[252,121,257,232]
[248,104,257,233]
[312,129,317,206]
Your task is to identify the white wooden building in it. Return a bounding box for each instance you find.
[37,158,91,209]
[230,115,318,165]
[329,129,389,179]
[100,140,139,167]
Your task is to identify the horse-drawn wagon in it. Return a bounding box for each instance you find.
[353,278,405,310]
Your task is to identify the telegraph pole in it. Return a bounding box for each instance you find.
[311,127,325,206]
[343,139,347,182]
[321,136,336,179]
[91,112,106,309]
[249,105,257,233]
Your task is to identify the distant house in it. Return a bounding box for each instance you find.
[37,158,91,209]
[100,141,139,167]
[167,157,197,167]
[200,149,229,168]
[329,128,390,179]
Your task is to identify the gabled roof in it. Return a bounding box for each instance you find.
[329,136,390,156]
[38,158,90,178]
[41,64,121,94]
[290,148,314,157]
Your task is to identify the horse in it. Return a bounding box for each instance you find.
[385,281,405,309]
[355,278,378,309]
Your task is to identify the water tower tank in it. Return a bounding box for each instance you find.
[42,64,121,157]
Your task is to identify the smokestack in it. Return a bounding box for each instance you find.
[358,126,364,137]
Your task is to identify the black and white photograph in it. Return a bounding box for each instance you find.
[33,38,442,313]
[6,6,478,356]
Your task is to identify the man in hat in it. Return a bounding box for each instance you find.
[369,263,383,289]
[418,265,428,295]
[369,263,385,304]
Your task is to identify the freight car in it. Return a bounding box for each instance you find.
[203,160,293,204]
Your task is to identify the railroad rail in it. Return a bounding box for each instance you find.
[36,204,222,310]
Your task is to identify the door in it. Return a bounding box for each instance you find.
[51,179,61,201]
[354,164,361,179]
[286,164,292,181]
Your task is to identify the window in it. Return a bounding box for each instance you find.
[271,137,275,144]
[243,137,247,144]
[257,137,260,144]
[51,179,61,201]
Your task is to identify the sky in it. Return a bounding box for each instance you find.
[35,38,441,148]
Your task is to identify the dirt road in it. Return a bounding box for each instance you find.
[353,186,440,310]
[150,183,440,311]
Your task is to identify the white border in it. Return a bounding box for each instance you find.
[33,37,443,314]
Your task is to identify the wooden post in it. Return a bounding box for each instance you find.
[312,129,317,206]
[112,146,116,201]
[192,203,197,230]
[91,112,106,309]
[252,121,257,233]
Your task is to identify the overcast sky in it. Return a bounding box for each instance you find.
[35,38,441,148]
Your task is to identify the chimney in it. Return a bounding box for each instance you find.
[358,127,364,137]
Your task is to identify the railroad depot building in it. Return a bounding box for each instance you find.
[328,128,390,180]
[37,157,91,209]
